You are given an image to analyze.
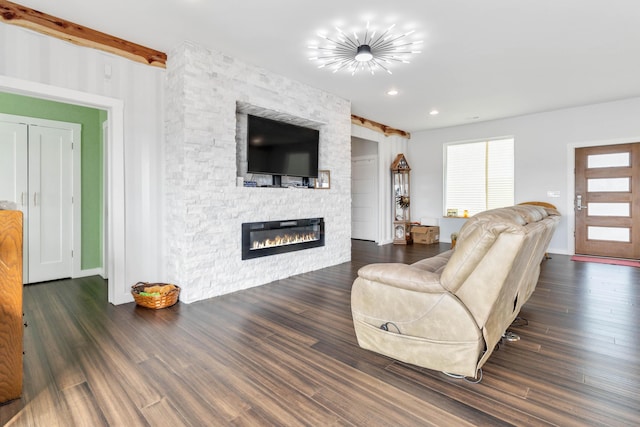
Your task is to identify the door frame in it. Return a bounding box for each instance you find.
[566,136,640,255]
[102,120,109,279]
[0,75,125,304]
[0,113,81,281]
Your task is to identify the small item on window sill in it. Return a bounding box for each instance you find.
[463,210,469,218]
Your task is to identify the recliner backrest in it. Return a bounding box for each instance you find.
[440,205,554,330]
[440,208,526,294]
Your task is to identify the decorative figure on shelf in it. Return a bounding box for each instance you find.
[396,195,410,210]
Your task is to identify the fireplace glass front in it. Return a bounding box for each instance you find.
[242,218,325,260]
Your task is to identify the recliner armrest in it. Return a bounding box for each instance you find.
[357,263,447,293]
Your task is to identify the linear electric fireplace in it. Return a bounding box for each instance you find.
[242,218,325,260]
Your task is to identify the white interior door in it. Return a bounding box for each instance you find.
[0,120,28,278]
[351,156,378,241]
[0,116,75,283]
[0,122,28,204]
[28,125,73,282]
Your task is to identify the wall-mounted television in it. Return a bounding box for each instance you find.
[247,115,319,180]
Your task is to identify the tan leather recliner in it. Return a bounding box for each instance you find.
[351,205,560,378]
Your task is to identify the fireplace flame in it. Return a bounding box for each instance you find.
[251,232,318,250]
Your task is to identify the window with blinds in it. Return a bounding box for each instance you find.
[445,138,514,217]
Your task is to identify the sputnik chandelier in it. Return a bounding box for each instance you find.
[309,21,422,75]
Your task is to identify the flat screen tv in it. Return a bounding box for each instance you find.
[247,115,319,179]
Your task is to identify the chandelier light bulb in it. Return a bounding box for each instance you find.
[355,45,373,62]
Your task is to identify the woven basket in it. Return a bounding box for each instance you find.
[131,282,180,309]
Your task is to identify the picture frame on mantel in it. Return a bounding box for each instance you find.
[315,170,330,189]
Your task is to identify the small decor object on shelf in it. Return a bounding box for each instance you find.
[391,153,412,244]
[131,282,180,309]
[315,170,330,189]
[447,208,459,217]
[394,222,411,242]
[396,195,410,209]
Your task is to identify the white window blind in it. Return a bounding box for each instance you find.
[445,138,514,216]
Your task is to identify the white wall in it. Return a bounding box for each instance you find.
[0,24,351,305]
[409,97,640,254]
[0,24,165,304]
[352,136,378,157]
[165,42,352,303]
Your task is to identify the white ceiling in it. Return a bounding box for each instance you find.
[16,0,640,132]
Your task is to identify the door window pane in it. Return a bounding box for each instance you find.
[587,226,630,242]
[587,177,630,192]
[587,152,630,168]
[587,203,630,217]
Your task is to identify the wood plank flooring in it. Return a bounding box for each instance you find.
[1,240,639,426]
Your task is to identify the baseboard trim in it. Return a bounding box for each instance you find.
[74,267,104,279]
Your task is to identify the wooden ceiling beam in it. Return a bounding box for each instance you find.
[351,114,411,139]
[0,0,167,68]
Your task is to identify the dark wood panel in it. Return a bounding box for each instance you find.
[1,240,639,426]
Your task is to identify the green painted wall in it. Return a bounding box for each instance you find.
[0,92,104,270]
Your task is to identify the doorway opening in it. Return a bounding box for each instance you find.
[0,75,125,304]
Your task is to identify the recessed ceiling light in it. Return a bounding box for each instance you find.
[429,110,439,115]
[387,89,399,96]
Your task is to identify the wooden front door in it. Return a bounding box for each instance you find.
[575,143,640,259]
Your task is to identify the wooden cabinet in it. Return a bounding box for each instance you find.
[0,210,23,403]
[391,153,412,244]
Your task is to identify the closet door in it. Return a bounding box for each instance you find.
[0,119,74,283]
[28,125,73,283]
[0,121,28,203]
[0,120,28,279]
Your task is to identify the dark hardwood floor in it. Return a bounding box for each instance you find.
[1,240,639,426]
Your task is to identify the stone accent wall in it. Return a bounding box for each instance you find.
[165,41,352,303]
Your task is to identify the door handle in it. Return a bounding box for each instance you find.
[576,194,587,211]
[33,192,37,207]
